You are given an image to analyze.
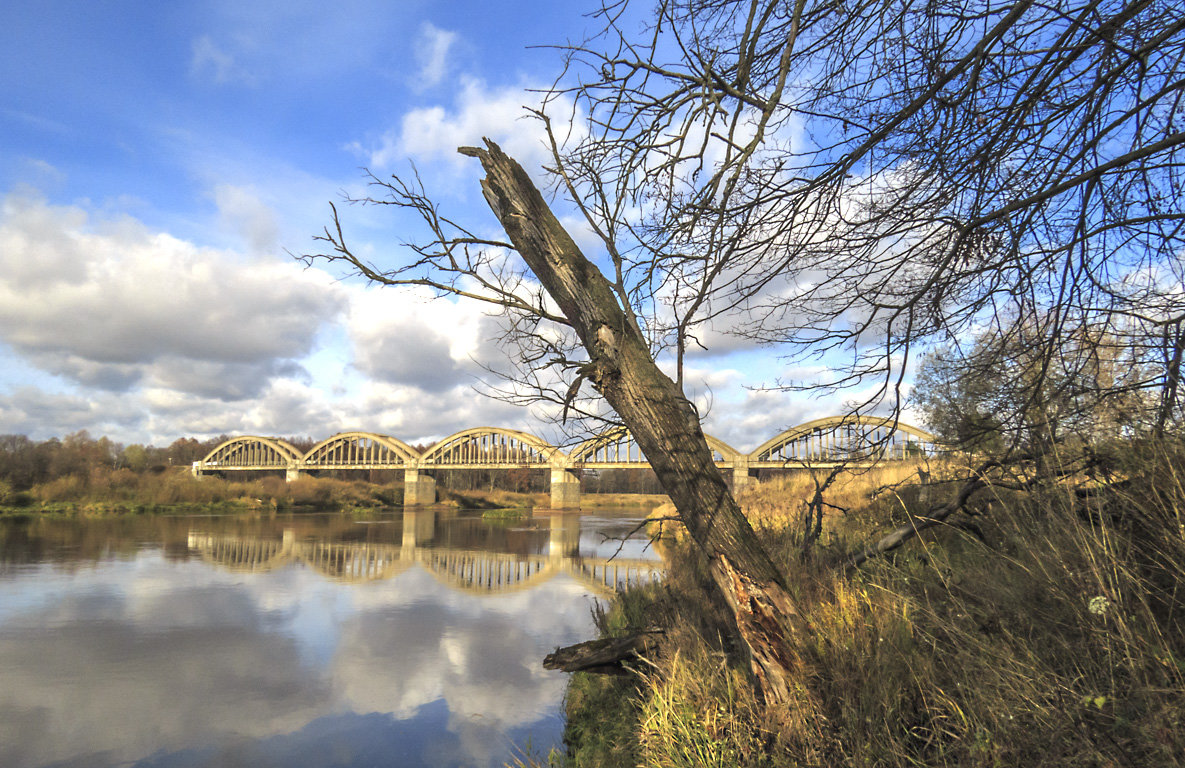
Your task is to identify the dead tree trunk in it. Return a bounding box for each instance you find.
[459,139,807,704]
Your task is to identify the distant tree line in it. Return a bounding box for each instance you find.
[0,432,319,491]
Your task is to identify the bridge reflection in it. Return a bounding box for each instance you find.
[187,510,662,597]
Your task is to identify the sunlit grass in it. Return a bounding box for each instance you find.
[548,443,1185,767]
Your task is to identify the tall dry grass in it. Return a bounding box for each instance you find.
[556,444,1185,767]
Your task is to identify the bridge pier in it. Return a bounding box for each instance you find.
[731,456,753,496]
[286,465,305,482]
[403,467,436,506]
[549,466,581,509]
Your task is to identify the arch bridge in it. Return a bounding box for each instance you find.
[193,416,938,508]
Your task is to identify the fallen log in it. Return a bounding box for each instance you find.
[543,630,664,674]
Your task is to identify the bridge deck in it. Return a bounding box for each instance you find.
[193,418,940,502]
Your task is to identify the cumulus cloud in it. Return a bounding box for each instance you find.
[700,388,822,453]
[0,387,144,439]
[0,193,344,399]
[345,286,492,393]
[341,380,531,444]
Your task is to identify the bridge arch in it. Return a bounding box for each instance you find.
[568,558,665,596]
[302,431,421,469]
[704,434,743,463]
[749,416,937,464]
[199,435,303,468]
[419,427,560,467]
[569,426,741,466]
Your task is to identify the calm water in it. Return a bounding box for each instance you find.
[0,508,661,768]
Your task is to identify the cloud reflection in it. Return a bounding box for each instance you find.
[0,550,601,768]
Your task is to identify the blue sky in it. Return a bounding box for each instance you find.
[0,0,858,451]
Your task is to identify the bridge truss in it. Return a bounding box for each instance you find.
[193,417,939,508]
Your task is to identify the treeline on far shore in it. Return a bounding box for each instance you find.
[0,431,669,512]
[0,431,380,512]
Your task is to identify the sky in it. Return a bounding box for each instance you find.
[0,0,871,453]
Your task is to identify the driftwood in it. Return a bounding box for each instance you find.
[544,630,665,674]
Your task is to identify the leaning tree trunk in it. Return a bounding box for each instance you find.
[459,140,808,704]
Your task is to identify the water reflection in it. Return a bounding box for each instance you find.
[188,510,659,595]
[0,508,662,768]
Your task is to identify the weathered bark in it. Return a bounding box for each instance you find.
[543,630,664,674]
[458,140,808,704]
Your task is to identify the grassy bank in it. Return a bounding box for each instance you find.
[577,492,669,510]
[0,470,668,516]
[0,469,406,515]
[549,447,1185,767]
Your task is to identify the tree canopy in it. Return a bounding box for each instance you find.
[316,0,1185,444]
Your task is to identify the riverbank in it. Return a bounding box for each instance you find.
[548,447,1185,767]
[0,470,670,516]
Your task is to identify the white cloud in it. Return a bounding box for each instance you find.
[363,78,562,177]
[343,380,532,444]
[413,22,457,89]
[0,388,144,439]
[345,286,492,393]
[0,193,344,399]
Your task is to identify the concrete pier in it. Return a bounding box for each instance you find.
[549,466,581,509]
[403,468,437,506]
[731,456,752,495]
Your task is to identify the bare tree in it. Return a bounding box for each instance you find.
[308,0,1185,703]
[913,315,1157,452]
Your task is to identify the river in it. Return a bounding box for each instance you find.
[0,507,661,768]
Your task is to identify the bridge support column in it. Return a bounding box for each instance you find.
[286,465,305,482]
[403,467,436,506]
[549,467,581,509]
[731,457,753,496]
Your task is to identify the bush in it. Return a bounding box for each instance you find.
[31,475,87,503]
